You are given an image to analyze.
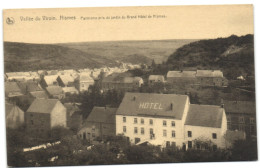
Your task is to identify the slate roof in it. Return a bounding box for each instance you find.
[17,81,43,94]
[167,71,196,78]
[27,99,59,114]
[5,82,23,97]
[44,75,58,86]
[196,70,223,78]
[116,92,189,119]
[185,104,224,128]
[46,86,63,95]
[223,100,256,114]
[58,75,75,85]
[86,106,117,124]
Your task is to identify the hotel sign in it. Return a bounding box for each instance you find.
[139,102,163,110]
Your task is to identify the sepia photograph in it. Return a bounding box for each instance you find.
[2,4,258,167]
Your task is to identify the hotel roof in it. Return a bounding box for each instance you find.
[116,92,189,120]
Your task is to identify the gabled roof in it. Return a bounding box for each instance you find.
[196,70,223,78]
[46,86,63,95]
[86,106,117,124]
[5,82,23,97]
[58,75,75,85]
[148,75,165,81]
[5,82,22,93]
[44,75,58,86]
[64,103,81,116]
[5,102,24,128]
[116,92,189,119]
[27,99,59,114]
[17,81,42,94]
[167,71,196,78]
[185,104,224,128]
[223,100,256,114]
[80,74,94,82]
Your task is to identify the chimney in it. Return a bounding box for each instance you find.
[220,99,224,108]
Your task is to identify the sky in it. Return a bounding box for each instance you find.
[3,5,254,43]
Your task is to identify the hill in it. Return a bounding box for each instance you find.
[166,34,254,79]
[59,39,197,64]
[4,42,118,72]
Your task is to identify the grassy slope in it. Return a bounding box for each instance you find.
[4,42,117,72]
[59,39,198,64]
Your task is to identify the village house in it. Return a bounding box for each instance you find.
[196,70,228,87]
[224,100,256,138]
[148,75,165,86]
[64,103,82,132]
[116,92,228,149]
[57,75,75,87]
[25,99,67,136]
[77,73,95,92]
[166,70,228,87]
[5,102,25,129]
[78,106,117,141]
[102,73,143,91]
[17,81,43,95]
[5,81,24,98]
[46,86,65,99]
[5,72,39,82]
[40,75,59,88]
[166,71,197,86]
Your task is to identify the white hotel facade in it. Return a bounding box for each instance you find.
[116,92,227,149]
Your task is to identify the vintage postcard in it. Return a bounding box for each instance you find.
[3,5,257,167]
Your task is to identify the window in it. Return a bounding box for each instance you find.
[135,138,140,144]
[188,131,192,137]
[172,130,176,138]
[141,118,144,124]
[227,115,231,122]
[163,130,167,137]
[149,119,153,125]
[239,116,245,123]
[141,128,145,134]
[166,141,170,147]
[250,117,255,124]
[213,145,217,151]
[171,121,175,127]
[150,128,154,134]
[212,133,217,139]
[250,125,255,133]
[239,125,245,131]
[163,120,167,126]
[188,141,192,149]
[123,117,126,123]
[123,126,126,133]
[134,118,138,124]
[134,127,138,134]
